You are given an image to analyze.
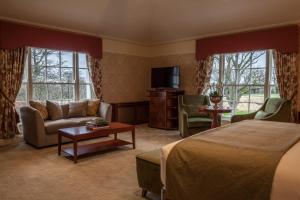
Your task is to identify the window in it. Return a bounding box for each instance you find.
[210,50,279,118]
[16,48,95,106]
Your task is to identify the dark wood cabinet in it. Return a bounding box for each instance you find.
[111,101,149,125]
[148,89,184,130]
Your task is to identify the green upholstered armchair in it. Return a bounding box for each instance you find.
[178,95,218,138]
[231,98,292,123]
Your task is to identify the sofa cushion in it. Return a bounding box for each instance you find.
[87,99,100,116]
[29,100,48,120]
[44,119,78,134]
[254,111,272,120]
[264,98,282,114]
[60,104,69,119]
[187,117,212,128]
[68,101,88,118]
[46,100,63,120]
[44,117,99,134]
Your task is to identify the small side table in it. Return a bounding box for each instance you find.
[199,106,232,128]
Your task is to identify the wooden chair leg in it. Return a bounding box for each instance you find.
[142,189,147,197]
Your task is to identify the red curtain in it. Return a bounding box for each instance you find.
[0,20,102,59]
[196,25,299,60]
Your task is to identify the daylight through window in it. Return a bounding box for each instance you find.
[210,50,279,118]
[16,48,95,107]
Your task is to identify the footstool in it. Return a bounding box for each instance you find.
[136,149,162,197]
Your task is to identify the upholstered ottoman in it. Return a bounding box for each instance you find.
[136,149,162,197]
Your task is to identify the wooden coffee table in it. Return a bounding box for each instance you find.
[58,122,135,163]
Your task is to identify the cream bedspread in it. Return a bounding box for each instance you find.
[161,121,300,200]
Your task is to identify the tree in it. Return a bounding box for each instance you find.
[212,51,265,110]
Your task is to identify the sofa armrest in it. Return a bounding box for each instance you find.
[231,112,257,123]
[20,106,46,147]
[99,102,112,122]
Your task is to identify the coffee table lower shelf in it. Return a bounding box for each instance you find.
[62,139,132,159]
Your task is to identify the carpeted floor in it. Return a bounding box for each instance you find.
[0,124,181,200]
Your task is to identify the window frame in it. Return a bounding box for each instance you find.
[16,47,94,105]
[211,50,278,116]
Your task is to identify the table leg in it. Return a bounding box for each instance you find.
[211,112,218,128]
[132,128,135,149]
[73,139,78,164]
[114,132,117,140]
[58,132,62,156]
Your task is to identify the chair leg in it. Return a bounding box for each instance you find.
[142,189,147,197]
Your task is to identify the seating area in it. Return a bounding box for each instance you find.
[20,100,112,147]
[178,95,216,137]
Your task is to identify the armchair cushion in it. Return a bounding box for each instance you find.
[254,111,272,120]
[185,105,209,118]
[188,117,212,128]
[264,98,282,113]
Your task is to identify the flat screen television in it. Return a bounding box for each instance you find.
[151,66,180,89]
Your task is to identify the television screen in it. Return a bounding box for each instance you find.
[151,66,180,88]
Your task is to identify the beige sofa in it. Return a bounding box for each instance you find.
[20,102,112,148]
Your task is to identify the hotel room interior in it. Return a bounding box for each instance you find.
[1,0,300,200]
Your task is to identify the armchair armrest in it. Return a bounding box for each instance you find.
[178,109,189,138]
[20,106,46,147]
[231,112,257,123]
[99,102,112,122]
[261,100,292,122]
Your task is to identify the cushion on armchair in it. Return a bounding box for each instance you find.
[185,105,209,118]
[254,111,272,120]
[188,117,212,128]
[264,98,282,113]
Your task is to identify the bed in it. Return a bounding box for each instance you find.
[161,120,300,200]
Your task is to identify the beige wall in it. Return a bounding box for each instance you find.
[101,52,150,103]
[101,39,196,103]
[102,38,150,57]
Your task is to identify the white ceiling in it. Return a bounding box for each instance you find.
[0,0,300,45]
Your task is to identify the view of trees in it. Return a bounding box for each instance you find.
[16,48,94,106]
[211,50,279,114]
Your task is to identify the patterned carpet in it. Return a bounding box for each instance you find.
[0,124,181,200]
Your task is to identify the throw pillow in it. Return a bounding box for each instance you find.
[29,100,48,120]
[87,99,100,116]
[68,101,88,118]
[254,111,272,120]
[60,104,69,119]
[46,100,63,120]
